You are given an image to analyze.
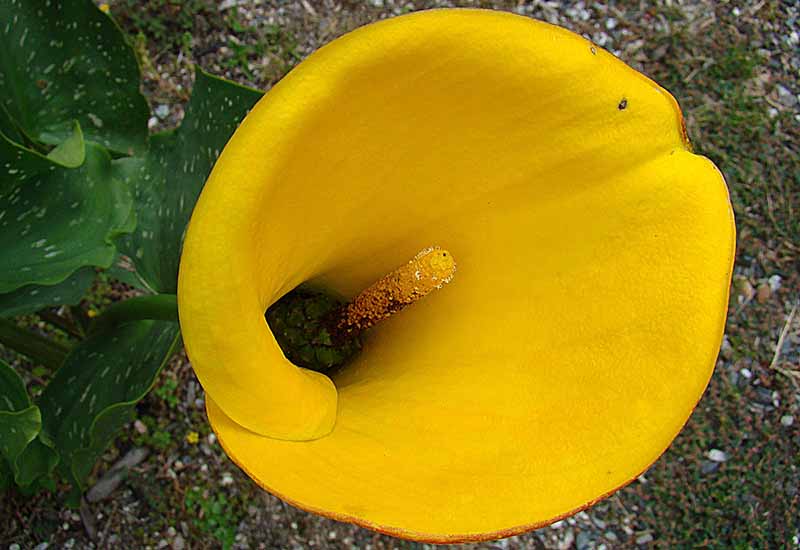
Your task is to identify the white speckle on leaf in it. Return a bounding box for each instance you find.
[87,113,103,128]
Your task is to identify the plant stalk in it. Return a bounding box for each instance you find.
[0,318,70,369]
[89,294,179,334]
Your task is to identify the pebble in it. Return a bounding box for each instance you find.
[776,84,798,108]
[753,387,776,406]
[707,449,728,462]
[768,274,782,292]
[10,544,21,550]
[756,283,771,303]
[635,532,654,545]
[155,104,170,119]
[701,460,720,475]
[147,116,159,130]
[605,18,617,30]
[576,530,592,550]
[221,472,234,486]
[781,415,794,427]
[720,336,733,359]
[134,419,147,434]
[604,531,619,541]
[172,536,185,550]
[593,517,607,529]
[740,367,753,379]
[551,520,565,529]
[558,528,575,550]
[34,544,49,550]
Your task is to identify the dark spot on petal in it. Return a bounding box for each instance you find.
[618,98,628,110]
[590,46,597,55]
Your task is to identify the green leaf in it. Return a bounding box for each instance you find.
[0,266,94,318]
[0,359,57,486]
[0,358,29,411]
[46,120,85,168]
[113,68,263,293]
[0,0,149,155]
[0,135,134,293]
[38,320,180,490]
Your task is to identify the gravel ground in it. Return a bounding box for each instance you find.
[2,1,799,549]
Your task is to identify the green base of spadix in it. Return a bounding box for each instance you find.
[265,289,361,373]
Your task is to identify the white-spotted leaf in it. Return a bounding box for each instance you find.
[0,135,134,293]
[37,320,180,491]
[0,0,149,155]
[112,68,263,293]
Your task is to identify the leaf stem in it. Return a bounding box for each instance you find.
[89,294,179,334]
[0,319,70,369]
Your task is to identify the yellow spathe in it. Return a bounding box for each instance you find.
[178,9,735,542]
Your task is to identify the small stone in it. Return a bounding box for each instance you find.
[328,530,337,540]
[221,472,234,486]
[593,517,607,529]
[635,532,654,545]
[740,367,753,379]
[734,277,754,303]
[701,460,720,475]
[768,274,782,292]
[155,105,170,120]
[34,544,49,550]
[776,84,798,108]
[167,527,177,537]
[604,531,618,542]
[576,531,592,550]
[158,539,169,549]
[10,544,21,550]
[753,386,775,406]
[133,419,147,434]
[172,536,185,550]
[605,18,617,30]
[720,336,733,359]
[551,520,565,529]
[768,107,779,118]
[707,449,728,462]
[290,522,298,530]
[208,433,217,445]
[558,528,575,550]
[756,283,771,303]
[147,116,159,130]
[781,415,794,427]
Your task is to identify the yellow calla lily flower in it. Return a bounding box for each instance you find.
[177,9,734,542]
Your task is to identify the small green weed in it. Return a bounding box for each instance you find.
[154,375,180,409]
[185,486,239,550]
